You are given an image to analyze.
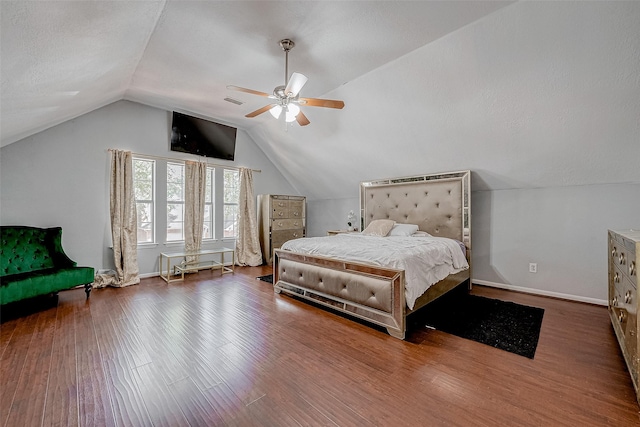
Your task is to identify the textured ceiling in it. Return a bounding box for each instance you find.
[1,0,512,145]
[2,1,639,200]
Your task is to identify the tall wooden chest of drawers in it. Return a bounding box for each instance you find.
[258,195,306,265]
[608,229,640,405]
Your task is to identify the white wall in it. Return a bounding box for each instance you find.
[0,100,297,276]
[307,197,359,237]
[471,183,640,304]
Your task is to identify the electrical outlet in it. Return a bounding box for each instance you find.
[529,263,537,273]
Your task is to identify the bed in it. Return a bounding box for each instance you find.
[273,170,471,339]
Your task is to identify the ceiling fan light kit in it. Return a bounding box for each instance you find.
[269,103,300,123]
[227,39,344,127]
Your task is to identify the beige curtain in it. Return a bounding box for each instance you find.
[95,150,140,288]
[236,167,263,266]
[184,161,207,265]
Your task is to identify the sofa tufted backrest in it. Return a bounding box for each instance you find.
[0,226,65,277]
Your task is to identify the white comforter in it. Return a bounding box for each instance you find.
[281,234,469,310]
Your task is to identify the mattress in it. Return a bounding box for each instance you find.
[281,233,469,309]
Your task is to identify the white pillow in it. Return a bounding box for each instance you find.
[388,223,419,237]
[361,219,395,236]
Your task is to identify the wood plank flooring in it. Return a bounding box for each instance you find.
[1,266,639,426]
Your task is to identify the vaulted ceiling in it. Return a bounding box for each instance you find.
[2,1,639,199]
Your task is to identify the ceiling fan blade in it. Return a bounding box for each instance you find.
[295,110,310,126]
[246,104,276,118]
[298,97,345,109]
[227,85,270,97]
[285,72,308,97]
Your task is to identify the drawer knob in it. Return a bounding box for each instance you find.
[612,296,618,307]
[293,232,298,237]
[619,311,626,323]
[278,212,284,216]
[630,261,636,276]
[614,272,620,283]
[625,290,633,304]
[619,253,625,265]
[612,247,617,257]
[278,222,283,227]
[293,212,299,216]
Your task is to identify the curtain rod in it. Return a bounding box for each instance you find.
[108,149,261,173]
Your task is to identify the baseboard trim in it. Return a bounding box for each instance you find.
[472,279,607,306]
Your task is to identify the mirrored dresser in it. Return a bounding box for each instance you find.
[608,229,640,405]
[258,194,306,265]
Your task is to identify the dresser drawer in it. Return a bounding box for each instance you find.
[289,200,304,218]
[272,218,304,231]
[621,277,637,358]
[272,203,290,218]
[611,281,626,331]
[611,264,638,382]
[609,235,617,302]
[611,234,638,287]
[272,229,304,250]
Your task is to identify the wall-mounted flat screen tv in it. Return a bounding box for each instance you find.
[170,112,237,161]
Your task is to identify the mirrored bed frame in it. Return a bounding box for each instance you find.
[273,170,471,339]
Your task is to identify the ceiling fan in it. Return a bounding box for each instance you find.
[227,39,344,127]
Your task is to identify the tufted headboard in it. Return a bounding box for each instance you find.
[360,171,471,253]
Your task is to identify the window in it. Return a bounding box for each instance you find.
[166,162,185,242]
[223,169,239,239]
[203,167,215,239]
[130,158,239,245]
[133,158,155,244]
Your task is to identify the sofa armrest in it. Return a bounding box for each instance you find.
[47,227,77,268]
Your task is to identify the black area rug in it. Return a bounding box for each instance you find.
[416,291,544,359]
[257,274,273,284]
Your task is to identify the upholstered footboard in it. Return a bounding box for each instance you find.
[274,249,407,338]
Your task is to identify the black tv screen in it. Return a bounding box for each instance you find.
[170,112,237,161]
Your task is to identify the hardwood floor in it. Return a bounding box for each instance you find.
[1,266,639,426]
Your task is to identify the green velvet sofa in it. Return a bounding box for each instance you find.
[0,226,94,306]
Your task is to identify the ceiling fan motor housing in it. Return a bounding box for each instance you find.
[279,39,295,52]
